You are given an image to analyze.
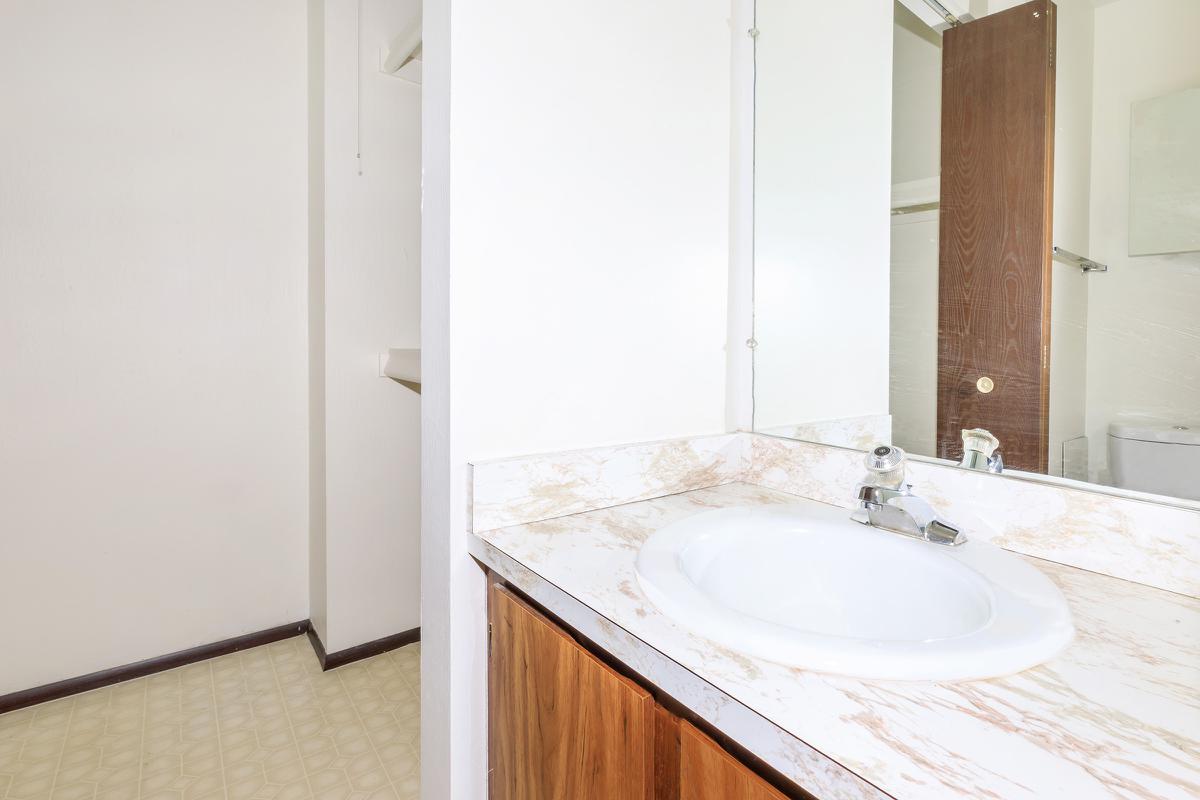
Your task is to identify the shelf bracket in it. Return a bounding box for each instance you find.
[1052,246,1108,273]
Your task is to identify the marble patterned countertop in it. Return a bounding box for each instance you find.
[470,482,1200,800]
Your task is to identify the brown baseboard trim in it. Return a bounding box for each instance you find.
[306,626,328,665]
[307,626,420,671]
[0,620,310,716]
[1,621,422,715]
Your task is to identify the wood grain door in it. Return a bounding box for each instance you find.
[488,583,655,799]
[678,721,787,800]
[936,0,1057,473]
[655,705,682,799]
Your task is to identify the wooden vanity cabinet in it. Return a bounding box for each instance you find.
[678,721,788,800]
[488,583,656,799]
[488,581,802,800]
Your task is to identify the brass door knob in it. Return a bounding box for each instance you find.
[976,376,995,394]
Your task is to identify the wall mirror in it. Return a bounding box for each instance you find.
[752,0,1200,506]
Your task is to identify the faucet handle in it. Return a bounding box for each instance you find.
[960,429,1003,472]
[961,428,999,457]
[863,444,907,489]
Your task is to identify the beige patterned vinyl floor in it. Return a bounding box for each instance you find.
[0,638,421,800]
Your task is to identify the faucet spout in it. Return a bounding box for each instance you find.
[850,446,966,546]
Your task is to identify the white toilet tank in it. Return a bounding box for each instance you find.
[1108,422,1200,501]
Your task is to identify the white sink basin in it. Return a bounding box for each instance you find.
[635,503,1074,681]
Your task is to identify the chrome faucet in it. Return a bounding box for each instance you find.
[850,445,965,546]
[960,428,1004,473]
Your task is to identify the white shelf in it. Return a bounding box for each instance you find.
[391,57,422,86]
[379,348,420,392]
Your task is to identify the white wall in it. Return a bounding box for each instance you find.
[1048,260,1088,477]
[753,0,894,431]
[1053,0,1095,255]
[0,2,308,695]
[309,0,423,654]
[892,2,942,186]
[448,9,731,458]
[888,2,941,455]
[890,211,939,455]
[422,1,734,795]
[1084,0,1200,483]
[308,0,331,665]
[1043,0,1094,478]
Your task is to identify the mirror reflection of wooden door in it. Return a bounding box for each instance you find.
[936,0,1056,473]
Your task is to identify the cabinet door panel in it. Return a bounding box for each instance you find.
[654,705,681,799]
[489,583,655,799]
[679,721,787,800]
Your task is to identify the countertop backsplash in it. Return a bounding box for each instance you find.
[472,431,1200,598]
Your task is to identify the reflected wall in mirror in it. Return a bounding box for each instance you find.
[1130,87,1200,256]
[752,0,1200,505]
